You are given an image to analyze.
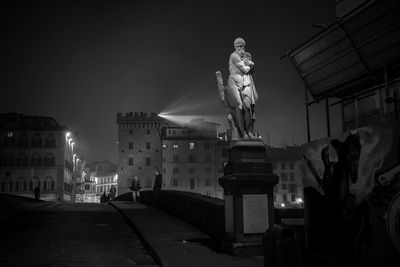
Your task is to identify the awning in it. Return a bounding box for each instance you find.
[288,0,400,101]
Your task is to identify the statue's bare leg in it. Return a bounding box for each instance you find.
[242,97,254,139]
[235,104,248,139]
[250,104,255,135]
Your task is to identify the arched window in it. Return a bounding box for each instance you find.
[31,153,41,166]
[1,178,12,192]
[45,133,56,147]
[44,153,55,166]
[30,176,40,191]
[3,153,14,166]
[43,176,54,191]
[16,177,27,192]
[17,153,28,166]
[129,142,133,149]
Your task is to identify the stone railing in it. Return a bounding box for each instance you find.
[139,190,304,243]
[140,190,225,240]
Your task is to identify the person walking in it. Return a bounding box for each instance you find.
[33,185,40,200]
[130,177,141,203]
[153,170,162,206]
[109,185,117,201]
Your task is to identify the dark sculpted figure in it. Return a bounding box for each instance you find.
[304,132,371,258]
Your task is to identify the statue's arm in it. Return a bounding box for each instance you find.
[244,58,255,67]
[232,53,250,74]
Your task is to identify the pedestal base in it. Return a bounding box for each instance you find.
[219,141,279,246]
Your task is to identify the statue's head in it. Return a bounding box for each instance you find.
[234,37,245,53]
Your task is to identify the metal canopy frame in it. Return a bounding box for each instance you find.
[287,0,400,141]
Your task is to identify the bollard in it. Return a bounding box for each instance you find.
[263,224,301,267]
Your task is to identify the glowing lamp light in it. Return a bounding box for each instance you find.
[281,203,286,208]
[297,198,303,204]
[66,132,71,138]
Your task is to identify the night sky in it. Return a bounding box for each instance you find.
[1,0,339,163]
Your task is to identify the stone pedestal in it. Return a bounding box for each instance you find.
[219,141,278,252]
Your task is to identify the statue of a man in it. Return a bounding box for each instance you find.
[223,37,258,139]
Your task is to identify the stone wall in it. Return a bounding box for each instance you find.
[140,190,304,243]
[140,190,225,240]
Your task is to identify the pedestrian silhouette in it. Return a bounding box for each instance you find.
[109,185,117,201]
[33,186,40,200]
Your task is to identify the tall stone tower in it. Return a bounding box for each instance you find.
[116,111,165,195]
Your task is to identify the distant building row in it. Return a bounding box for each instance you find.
[116,111,304,206]
[0,113,84,201]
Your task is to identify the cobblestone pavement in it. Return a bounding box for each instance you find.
[0,202,159,267]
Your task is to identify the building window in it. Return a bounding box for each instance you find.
[190,178,195,189]
[16,177,27,192]
[3,154,14,166]
[17,153,28,166]
[44,153,55,166]
[172,178,178,187]
[162,168,166,174]
[4,135,16,147]
[173,167,179,174]
[129,143,133,149]
[189,142,195,150]
[289,173,295,181]
[291,194,296,202]
[18,137,29,147]
[31,153,41,166]
[173,155,179,163]
[146,129,151,135]
[162,157,166,163]
[281,173,288,182]
[173,144,179,149]
[189,168,195,174]
[283,194,287,202]
[129,130,133,135]
[205,167,211,173]
[205,154,212,162]
[31,134,42,147]
[204,142,211,149]
[128,156,133,165]
[289,162,294,170]
[44,176,55,191]
[281,183,287,190]
[206,178,211,186]
[146,157,151,166]
[188,154,196,163]
[1,179,12,191]
[288,184,297,193]
[281,162,286,170]
[45,134,56,147]
[146,142,151,149]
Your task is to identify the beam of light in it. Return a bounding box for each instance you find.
[158,113,223,127]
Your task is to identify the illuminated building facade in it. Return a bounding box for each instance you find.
[266,146,304,208]
[162,119,223,198]
[0,113,82,201]
[88,160,118,198]
[116,111,166,195]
